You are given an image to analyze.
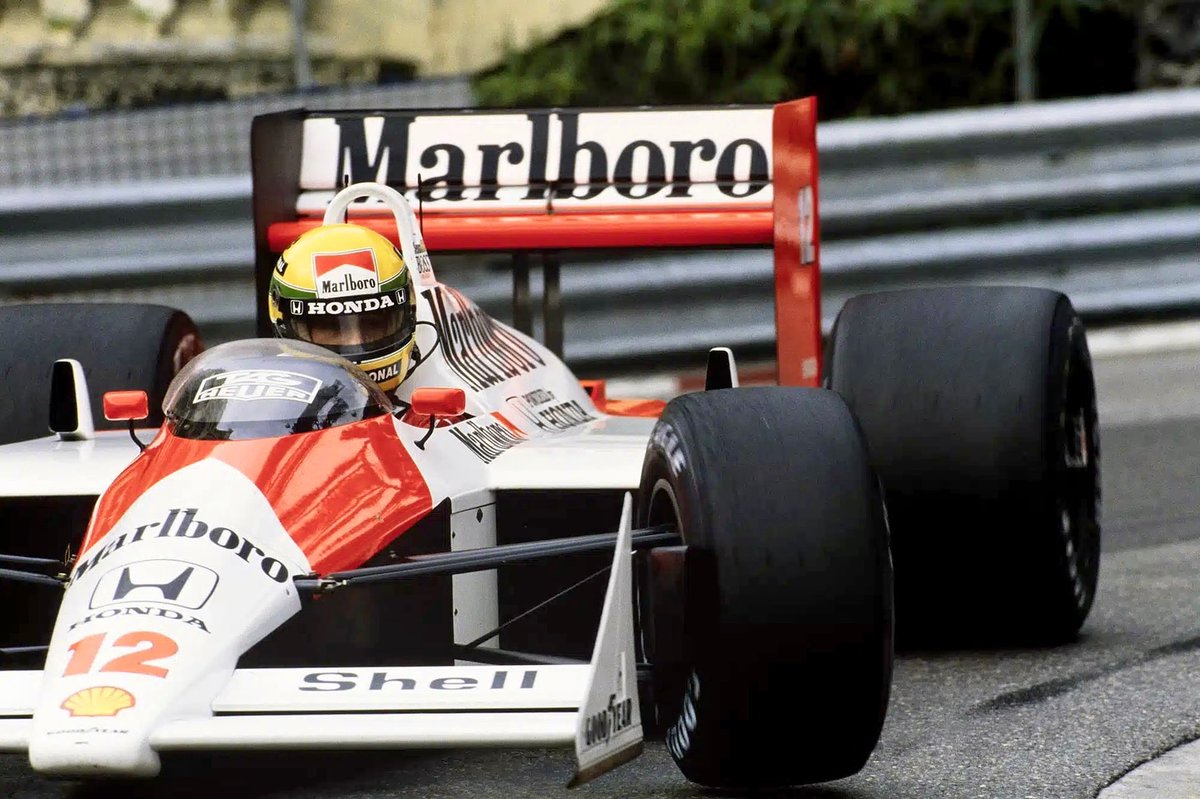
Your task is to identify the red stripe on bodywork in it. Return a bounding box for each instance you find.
[82,415,433,575]
[491,411,524,435]
[603,399,667,418]
[269,210,773,253]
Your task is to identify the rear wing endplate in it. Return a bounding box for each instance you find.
[252,99,821,385]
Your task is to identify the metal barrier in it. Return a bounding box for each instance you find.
[3,87,1200,373]
[0,78,472,186]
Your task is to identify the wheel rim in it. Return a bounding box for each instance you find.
[1057,335,1101,615]
[647,478,681,532]
[644,478,696,759]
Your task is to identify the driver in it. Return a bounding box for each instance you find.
[267,224,417,394]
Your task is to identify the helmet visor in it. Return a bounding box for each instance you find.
[280,291,415,361]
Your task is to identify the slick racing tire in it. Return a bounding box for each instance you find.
[0,303,203,445]
[825,287,1100,645]
[638,388,893,788]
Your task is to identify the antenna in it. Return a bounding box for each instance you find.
[331,172,351,226]
[416,173,426,239]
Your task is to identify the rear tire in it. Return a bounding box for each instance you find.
[825,287,1100,644]
[0,303,203,445]
[638,387,892,788]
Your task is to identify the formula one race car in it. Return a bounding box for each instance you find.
[0,97,1100,789]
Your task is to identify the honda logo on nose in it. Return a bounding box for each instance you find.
[90,559,219,610]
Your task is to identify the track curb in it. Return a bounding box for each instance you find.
[1098,738,1200,798]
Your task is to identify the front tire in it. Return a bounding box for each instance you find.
[638,387,892,788]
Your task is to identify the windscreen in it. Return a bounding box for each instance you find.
[162,339,393,440]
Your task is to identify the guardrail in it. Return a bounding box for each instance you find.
[3,88,1200,374]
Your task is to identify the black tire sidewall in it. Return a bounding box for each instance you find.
[1035,298,1101,636]
[638,388,892,787]
[0,303,203,444]
[826,287,1101,644]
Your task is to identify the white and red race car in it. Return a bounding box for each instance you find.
[0,97,1100,788]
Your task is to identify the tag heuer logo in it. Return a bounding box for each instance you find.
[193,369,324,404]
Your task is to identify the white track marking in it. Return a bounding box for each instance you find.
[1087,320,1200,359]
[1098,737,1200,799]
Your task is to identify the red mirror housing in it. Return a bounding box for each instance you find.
[411,387,467,417]
[103,390,149,422]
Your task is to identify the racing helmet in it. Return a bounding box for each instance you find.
[268,224,417,393]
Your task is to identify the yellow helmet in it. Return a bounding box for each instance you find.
[268,224,416,392]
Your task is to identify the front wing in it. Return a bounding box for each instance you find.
[0,664,586,750]
[0,498,644,785]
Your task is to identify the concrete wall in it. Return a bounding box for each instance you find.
[0,0,612,116]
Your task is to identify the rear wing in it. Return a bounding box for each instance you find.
[251,99,820,385]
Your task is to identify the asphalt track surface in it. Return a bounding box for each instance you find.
[3,345,1200,799]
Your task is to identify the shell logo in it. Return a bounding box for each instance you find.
[60,686,136,717]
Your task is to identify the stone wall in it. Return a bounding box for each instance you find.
[0,0,610,116]
[1139,0,1200,88]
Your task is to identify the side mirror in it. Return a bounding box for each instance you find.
[409,388,467,451]
[103,390,149,422]
[411,387,467,418]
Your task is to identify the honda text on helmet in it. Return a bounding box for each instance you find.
[268,224,417,392]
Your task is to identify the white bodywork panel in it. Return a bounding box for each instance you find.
[0,713,578,751]
[0,665,587,718]
[451,498,499,654]
[0,432,143,497]
[27,460,312,777]
[485,417,656,490]
[151,713,578,749]
[386,279,658,498]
